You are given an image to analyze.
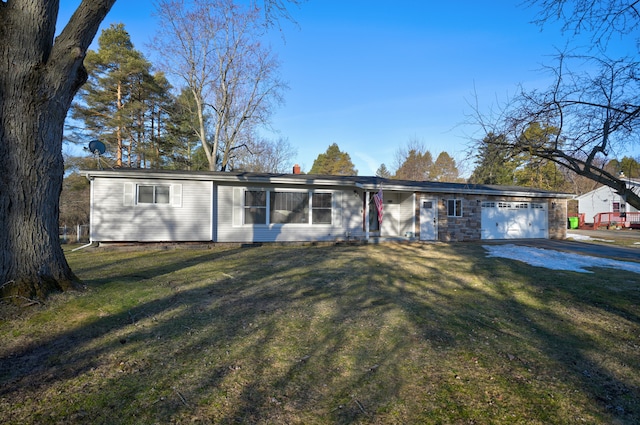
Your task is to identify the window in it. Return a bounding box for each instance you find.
[270,191,309,224]
[312,193,332,224]
[244,190,267,224]
[447,199,462,217]
[481,201,495,208]
[138,185,170,204]
[613,202,620,213]
[238,189,335,226]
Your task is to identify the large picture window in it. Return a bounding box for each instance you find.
[270,192,309,224]
[447,199,462,217]
[138,185,170,204]
[312,193,332,224]
[238,189,334,225]
[244,190,267,224]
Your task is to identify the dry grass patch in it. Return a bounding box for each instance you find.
[1,243,639,424]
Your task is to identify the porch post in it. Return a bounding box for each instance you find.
[365,191,370,240]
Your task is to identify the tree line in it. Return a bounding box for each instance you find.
[68,2,295,174]
[305,141,464,183]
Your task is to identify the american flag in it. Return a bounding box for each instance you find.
[373,188,383,225]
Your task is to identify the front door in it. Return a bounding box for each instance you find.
[420,197,437,240]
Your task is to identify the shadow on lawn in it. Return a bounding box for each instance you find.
[1,243,639,424]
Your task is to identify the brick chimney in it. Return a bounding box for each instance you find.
[293,164,301,174]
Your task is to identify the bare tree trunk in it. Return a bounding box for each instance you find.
[116,80,124,167]
[0,0,116,303]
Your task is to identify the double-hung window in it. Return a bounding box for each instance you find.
[244,190,267,224]
[447,199,462,217]
[138,185,170,204]
[311,193,332,224]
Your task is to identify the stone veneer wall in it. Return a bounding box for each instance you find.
[437,195,483,242]
[414,193,568,241]
[548,198,568,240]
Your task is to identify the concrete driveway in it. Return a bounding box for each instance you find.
[481,229,640,262]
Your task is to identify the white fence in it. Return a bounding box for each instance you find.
[59,224,90,243]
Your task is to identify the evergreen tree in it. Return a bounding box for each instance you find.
[512,123,568,191]
[376,163,392,178]
[394,149,433,180]
[164,88,204,170]
[432,151,461,182]
[469,133,516,185]
[71,23,163,167]
[606,156,640,179]
[309,143,358,175]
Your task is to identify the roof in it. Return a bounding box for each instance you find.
[574,178,640,200]
[81,168,574,199]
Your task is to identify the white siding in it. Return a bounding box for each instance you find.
[399,193,415,236]
[91,178,212,242]
[577,185,639,223]
[380,192,414,237]
[577,186,614,223]
[216,185,364,242]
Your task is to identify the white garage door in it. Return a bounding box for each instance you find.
[481,201,548,239]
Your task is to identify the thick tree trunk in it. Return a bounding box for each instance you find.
[0,89,81,301]
[0,0,115,303]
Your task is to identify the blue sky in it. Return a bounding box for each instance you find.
[59,1,639,175]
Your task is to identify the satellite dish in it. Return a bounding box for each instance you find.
[88,139,106,155]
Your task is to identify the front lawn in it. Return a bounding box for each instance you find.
[1,243,638,424]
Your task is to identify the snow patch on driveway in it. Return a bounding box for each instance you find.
[483,244,640,274]
[566,232,614,242]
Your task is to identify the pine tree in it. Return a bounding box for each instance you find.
[432,151,461,182]
[394,149,433,180]
[469,133,516,185]
[71,23,161,167]
[309,143,358,175]
[512,123,568,191]
[376,163,392,178]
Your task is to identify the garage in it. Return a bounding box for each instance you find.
[481,201,548,239]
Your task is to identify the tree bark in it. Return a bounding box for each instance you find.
[0,0,115,303]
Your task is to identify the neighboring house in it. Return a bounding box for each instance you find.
[575,179,640,224]
[81,168,572,244]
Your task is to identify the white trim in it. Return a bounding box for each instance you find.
[89,178,95,241]
[210,182,215,241]
[365,191,370,240]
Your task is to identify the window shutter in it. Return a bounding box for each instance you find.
[332,192,342,226]
[232,187,243,226]
[171,184,182,207]
[123,182,134,206]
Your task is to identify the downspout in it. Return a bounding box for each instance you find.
[72,240,95,252]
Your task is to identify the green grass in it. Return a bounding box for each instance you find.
[1,242,639,424]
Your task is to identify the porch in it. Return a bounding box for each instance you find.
[592,212,640,229]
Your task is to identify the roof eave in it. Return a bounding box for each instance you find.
[80,169,572,198]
